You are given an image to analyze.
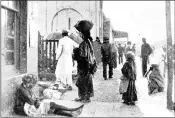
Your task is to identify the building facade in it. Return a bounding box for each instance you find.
[29,1,103,42]
[1,1,39,116]
[103,14,114,43]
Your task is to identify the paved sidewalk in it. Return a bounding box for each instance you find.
[61,60,174,117]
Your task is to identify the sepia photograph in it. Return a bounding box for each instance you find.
[0,0,175,117]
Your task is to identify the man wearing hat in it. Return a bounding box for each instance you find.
[141,37,153,76]
[73,20,96,103]
[101,37,113,80]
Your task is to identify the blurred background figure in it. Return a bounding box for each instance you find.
[118,43,124,65]
[124,41,133,59]
[95,37,101,44]
[162,46,167,78]
[132,44,136,54]
[93,37,102,65]
[111,43,118,69]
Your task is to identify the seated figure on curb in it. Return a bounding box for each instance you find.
[14,74,84,117]
[144,64,165,95]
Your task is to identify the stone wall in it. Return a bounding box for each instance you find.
[29,1,103,40]
[103,21,110,40]
[1,72,39,117]
[1,1,38,116]
[103,16,114,44]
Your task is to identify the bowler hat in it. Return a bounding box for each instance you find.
[103,37,109,41]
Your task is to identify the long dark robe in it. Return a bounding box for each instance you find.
[75,39,95,100]
[121,59,138,103]
[148,65,165,94]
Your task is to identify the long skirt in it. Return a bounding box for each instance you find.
[55,54,73,86]
[148,70,165,95]
[76,71,94,100]
[122,80,138,103]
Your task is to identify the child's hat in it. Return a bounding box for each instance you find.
[126,51,135,60]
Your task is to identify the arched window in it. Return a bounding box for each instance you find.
[51,8,83,33]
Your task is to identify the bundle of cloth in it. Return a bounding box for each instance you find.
[145,64,165,95]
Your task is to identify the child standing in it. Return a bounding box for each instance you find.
[121,51,138,105]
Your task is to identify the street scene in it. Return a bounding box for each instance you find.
[1,1,175,117]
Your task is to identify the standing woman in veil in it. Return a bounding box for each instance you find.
[73,20,97,103]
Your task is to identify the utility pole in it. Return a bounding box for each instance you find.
[165,0,173,110]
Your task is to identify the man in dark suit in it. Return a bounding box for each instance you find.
[101,37,113,80]
[141,38,153,76]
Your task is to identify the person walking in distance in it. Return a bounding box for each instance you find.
[111,43,118,69]
[141,38,153,77]
[125,41,133,57]
[132,44,136,54]
[93,37,102,65]
[118,43,124,65]
[101,37,113,80]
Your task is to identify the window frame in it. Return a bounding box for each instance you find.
[1,1,27,73]
[2,4,19,66]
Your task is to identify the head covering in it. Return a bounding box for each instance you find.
[103,37,109,43]
[74,20,93,33]
[127,41,131,45]
[22,74,37,85]
[151,64,159,69]
[62,29,68,36]
[142,37,146,42]
[126,51,135,60]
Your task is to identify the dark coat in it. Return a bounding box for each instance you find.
[14,84,35,116]
[118,46,124,55]
[121,59,137,103]
[101,42,112,62]
[75,39,95,99]
[141,43,152,58]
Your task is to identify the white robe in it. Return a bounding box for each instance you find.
[55,36,78,86]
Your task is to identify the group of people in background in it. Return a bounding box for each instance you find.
[100,36,167,105]
[100,38,138,105]
[100,38,137,80]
